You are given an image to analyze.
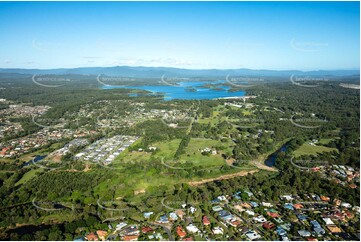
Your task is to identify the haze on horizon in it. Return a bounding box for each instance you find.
[0,1,359,71]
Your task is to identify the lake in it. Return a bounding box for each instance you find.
[265,145,288,167]
[102,80,246,100]
[22,155,46,167]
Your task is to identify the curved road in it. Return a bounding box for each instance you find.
[149,222,174,241]
[131,216,174,241]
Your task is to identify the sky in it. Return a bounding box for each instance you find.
[0,1,359,70]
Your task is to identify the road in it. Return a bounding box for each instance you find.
[149,222,174,241]
[131,216,175,241]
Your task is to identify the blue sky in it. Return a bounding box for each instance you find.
[0,1,359,70]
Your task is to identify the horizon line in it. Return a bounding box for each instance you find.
[0,65,360,72]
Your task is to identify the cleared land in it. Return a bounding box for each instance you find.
[293,143,338,157]
[188,169,258,186]
[177,138,233,166]
[15,168,44,186]
[92,137,260,197]
[318,137,339,145]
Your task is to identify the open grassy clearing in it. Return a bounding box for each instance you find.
[115,150,152,163]
[318,137,339,145]
[242,110,252,115]
[41,212,78,224]
[112,138,151,163]
[177,138,233,166]
[71,133,276,199]
[151,139,182,160]
[95,163,259,199]
[91,137,258,198]
[197,104,256,127]
[0,157,14,163]
[114,138,233,167]
[293,143,338,157]
[15,168,44,186]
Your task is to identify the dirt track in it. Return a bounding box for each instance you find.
[188,169,258,186]
[250,159,278,172]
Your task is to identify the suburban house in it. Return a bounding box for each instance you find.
[310,220,325,235]
[96,230,107,241]
[212,226,224,235]
[175,209,185,219]
[186,224,199,233]
[143,212,154,219]
[202,215,211,226]
[169,212,178,221]
[157,214,169,223]
[123,235,139,241]
[293,203,304,210]
[85,232,99,241]
[327,225,342,233]
[298,230,311,237]
[245,230,261,240]
[263,222,275,230]
[116,222,127,231]
[141,226,153,234]
[176,226,187,238]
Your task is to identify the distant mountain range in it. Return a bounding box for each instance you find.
[0,66,359,78]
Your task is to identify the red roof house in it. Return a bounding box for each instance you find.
[85,232,99,241]
[202,215,211,226]
[141,226,153,233]
[123,235,139,241]
[182,238,194,241]
[176,226,187,238]
[262,222,275,229]
[267,211,280,218]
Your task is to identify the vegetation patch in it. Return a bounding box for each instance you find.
[293,143,338,157]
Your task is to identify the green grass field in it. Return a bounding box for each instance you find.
[197,104,255,128]
[116,150,152,163]
[114,138,152,163]
[293,143,338,157]
[116,138,233,167]
[15,168,44,186]
[152,139,182,160]
[92,137,253,198]
[318,137,339,145]
[242,110,252,115]
[177,138,233,166]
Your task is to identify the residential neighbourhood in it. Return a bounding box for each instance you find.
[76,190,359,241]
[0,99,189,160]
[74,135,139,165]
[0,128,75,158]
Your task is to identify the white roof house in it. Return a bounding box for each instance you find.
[322,217,335,225]
[245,210,255,216]
[189,206,197,214]
[245,231,261,240]
[186,224,199,233]
[212,226,224,235]
[281,195,293,201]
[253,215,267,223]
[116,222,127,231]
[341,202,352,208]
[261,202,273,207]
